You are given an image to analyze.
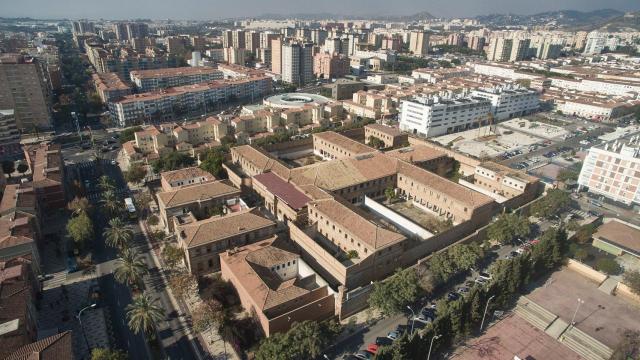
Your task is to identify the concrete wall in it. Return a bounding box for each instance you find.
[566,259,608,285]
[615,282,640,304]
[363,196,433,239]
[267,290,335,336]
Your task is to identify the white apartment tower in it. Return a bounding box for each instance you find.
[409,31,429,56]
[282,42,313,85]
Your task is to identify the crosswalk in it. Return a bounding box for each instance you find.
[42,270,68,290]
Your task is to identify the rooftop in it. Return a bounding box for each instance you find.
[593,219,640,255]
[385,145,447,163]
[160,167,215,186]
[313,131,377,156]
[365,123,404,137]
[157,180,240,208]
[253,172,311,211]
[5,331,73,360]
[129,66,221,79]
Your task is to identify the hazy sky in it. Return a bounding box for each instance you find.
[3,0,639,20]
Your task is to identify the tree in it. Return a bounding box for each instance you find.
[368,268,419,315]
[103,218,134,250]
[119,126,143,144]
[147,214,159,226]
[162,244,184,269]
[530,189,571,219]
[573,248,589,262]
[16,163,28,174]
[125,163,147,184]
[192,298,225,335]
[574,223,597,244]
[557,169,578,183]
[133,192,153,216]
[623,270,640,296]
[596,258,622,275]
[114,248,149,288]
[68,196,92,216]
[368,135,385,149]
[90,348,127,360]
[199,147,228,178]
[66,212,94,248]
[346,250,359,259]
[611,330,640,360]
[2,160,14,177]
[152,152,195,173]
[126,293,165,337]
[254,320,340,360]
[384,186,396,203]
[487,213,531,245]
[98,175,116,192]
[168,272,197,299]
[101,190,121,216]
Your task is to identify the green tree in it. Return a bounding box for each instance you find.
[152,152,195,172]
[103,218,133,250]
[574,223,597,244]
[254,320,340,360]
[557,169,578,183]
[162,244,184,269]
[119,126,143,144]
[368,269,419,315]
[573,248,589,262]
[68,196,92,216]
[530,189,571,219]
[2,160,15,177]
[192,298,225,336]
[368,135,386,149]
[126,293,165,337]
[114,248,149,288]
[66,212,94,248]
[90,348,127,360]
[384,186,396,203]
[168,272,196,299]
[147,214,159,226]
[623,270,640,295]
[98,175,116,192]
[199,147,228,178]
[596,258,622,275]
[611,330,640,360]
[487,213,531,245]
[125,163,147,184]
[101,190,121,216]
[16,163,29,174]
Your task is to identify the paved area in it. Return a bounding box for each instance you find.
[451,313,583,360]
[526,267,640,349]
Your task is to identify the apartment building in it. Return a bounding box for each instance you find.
[0,110,21,157]
[157,179,242,231]
[312,131,377,160]
[460,161,542,207]
[409,31,429,56]
[470,85,540,121]
[23,143,65,211]
[399,95,492,138]
[270,38,283,74]
[0,54,51,131]
[578,136,640,206]
[129,66,223,92]
[282,42,314,85]
[177,207,276,274]
[220,236,335,336]
[342,90,397,120]
[486,38,513,62]
[92,73,132,103]
[411,67,472,84]
[166,37,185,54]
[245,31,260,53]
[223,47,246,65]
[584,31,606,55]
[509,38,531,62]
[0,185,41,273]
[549,77,640,97]
[111,76,272,127]
[364,124,408,148]
[313,52,349,79]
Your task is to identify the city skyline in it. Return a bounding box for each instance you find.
[3,0,640,20]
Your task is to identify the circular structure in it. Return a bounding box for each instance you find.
[264,93,331,109]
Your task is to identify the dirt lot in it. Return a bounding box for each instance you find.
[526,267,640,348]
[451,313,582,360]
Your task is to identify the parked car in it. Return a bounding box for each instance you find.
[415,313,434,323]
[375,337,393,346]
[457,286,470,294]
[475,277,488,285]
[366,344,379,354]
[478,272,492,280]
[354,350,374,360]
[447,292,460,301]
[387,329,401,340]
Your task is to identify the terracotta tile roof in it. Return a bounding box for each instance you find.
[311,198,405,250]
[130,66,220,79]
[5,331,74,360]
[24,143,62,185]
[365,123,403,137]
[178,208,275,248]
[253,172,311,210]
[313,131,377,156]
[157,180,240,208]
[594,220,640,255]
[161,167,215,185]
[231,145,291,178]
[386,145,447,163]
[397,161,494,210]
[0,185,36,214]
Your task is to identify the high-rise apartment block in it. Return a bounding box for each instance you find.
[313,52,349,79]
[223,30,246,49]
[583,31,606,55]
[468,36,486,52]
[486,38,513,62]
[409,31,429,56]
[282,42,314,85]
[271,38,283,74]
[129,67,223,92]
[0,54,51,131]
[578,137,640,206]
[166,37,185,54]
[245,31,260,53]
[0,109,21,157]
[223,47,246,65]
[509,38,531,62]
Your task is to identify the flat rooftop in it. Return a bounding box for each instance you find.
[593,219,640,256]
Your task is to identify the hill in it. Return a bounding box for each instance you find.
[476,9,624,28]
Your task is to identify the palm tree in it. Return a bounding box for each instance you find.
[114,248,149,289]
[103,218,133,250]
[102,190,121,216]
[126,293,165,337]
[68,196,92,216]
[98,175,116,192]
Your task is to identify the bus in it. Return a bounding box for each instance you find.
[124,197,137,219]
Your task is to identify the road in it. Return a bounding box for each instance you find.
[68,158,203,359]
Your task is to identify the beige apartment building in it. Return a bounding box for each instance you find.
[313,52,350,79]
[92,73,132,103]
[176,207,276,274]
[364,124,408,148]
[409,31,429,56]
[129,66,223,92]
[0,54,51,131]
[342,90,396,120]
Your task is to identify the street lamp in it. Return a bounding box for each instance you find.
[571,298,585,326]
[406,305,416,335]
[480,295,496,331]
[427,334,442,360]
[77,303,97,354]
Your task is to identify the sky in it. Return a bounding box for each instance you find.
[2,0,639,20]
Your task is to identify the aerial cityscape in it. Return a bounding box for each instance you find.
[1,1,640,359]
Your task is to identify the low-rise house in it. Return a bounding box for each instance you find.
[220,236,335,336]
[176,208,277,274]
[0,185,41,272]
[22,143,65,212]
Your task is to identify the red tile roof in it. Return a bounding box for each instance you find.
[253,172,311,211]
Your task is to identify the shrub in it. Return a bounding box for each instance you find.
[596,258,622,275]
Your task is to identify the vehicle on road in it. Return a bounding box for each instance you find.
[387,328,401,340]
[354,352,374,360]
[124,197,137,219]
[475,277,488,285]
[478,272,492,280]
[447,292,460,301]
[457,286,470,294]
[366,344,379,354]
[374,337,393,347]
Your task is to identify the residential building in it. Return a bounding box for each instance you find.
[245,31,260,53]
[4,331,74,360]
[125,22,148,40]
[92,73,132,103]
[0,185,41,273]
[342,90,397,120]
[223,47,246,65]
[584,31,606,55]
[399,95,492,138]
[271,38,283,74]
[129,67,223,92]
[0,54,51,131]
[190,36,206,51]
[160,167,216,191]
[364,124,408,148]
[176,207,277,274]
[85,44,178,81]
[470,85,540,121]
[578,136,640,206]
[509,38,531,62]
[157,179,242,230]
[0,110,21,157]
[460,161,542,207]
[23,143,65,211]
[220,236,335,336]
[468,36,486,52]
[281,42,314,85]
[486,38,513,62]
[313,52,349,79]
[409,31,429,56]
[166,37,185,54]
